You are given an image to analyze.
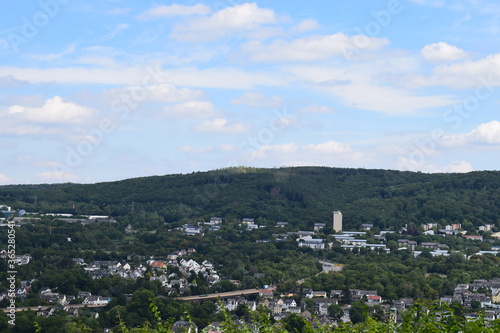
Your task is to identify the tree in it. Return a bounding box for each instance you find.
[212,280,237,293]
[349,301,368,324]
[471,299,481,310]
[340,287,352,305]
[281,313,314,333]
[328,303,344,322]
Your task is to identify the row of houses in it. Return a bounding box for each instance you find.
[78,259,146,280]
[148,257,221,292]
[439,278,500,309]
[36,288,110,306]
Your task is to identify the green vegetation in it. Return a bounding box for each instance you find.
[1,166,500,332]
[0,167,498,230]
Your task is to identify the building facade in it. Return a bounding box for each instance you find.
[333,211,342,232]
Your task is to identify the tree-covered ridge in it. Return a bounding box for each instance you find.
[1,167,500,332]
[1,167,499,230]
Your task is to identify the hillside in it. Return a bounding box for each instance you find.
[1,166,499,230]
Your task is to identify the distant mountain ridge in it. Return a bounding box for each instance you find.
[1,166,499,230]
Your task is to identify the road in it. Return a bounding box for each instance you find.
[2,303,106,313]
[175,288,273,301]
[2,289,275,311]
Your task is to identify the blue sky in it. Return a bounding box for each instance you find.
[0,0,499,184]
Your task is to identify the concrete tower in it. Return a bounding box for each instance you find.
[333,211,342,232]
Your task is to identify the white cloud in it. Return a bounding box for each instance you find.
[292,19,319,33]
[242,33,389,62]
[245,140,366,166]
[170,3,277,41]
[446,161,475,173]
[178,145,213,153]
[37,171,79,183]
[251,143,299,159]
[164,101,218,118]
[421,42,468,62]
[396,158,474,173]
[0,65,287,89]
[6,96,98,124]
[274,116,297,128]
[144,84,206,102]
[442,120,500,145]
[425,53,500,89]
[0,125,48,136]
[469,120,500,143]
[106,83,206,104]
[195,118,250,133]
[299,105,336,113]
[231,91,283,108]
[286,64,456,114]
[137,4,212,20]
[304,141,354,154]
[0,174,12,184]
[0,75,27,87]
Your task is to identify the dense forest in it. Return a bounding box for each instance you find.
[1,166,499,230]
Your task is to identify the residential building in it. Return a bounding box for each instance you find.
[314,223,326,232]
[298,238,325,250]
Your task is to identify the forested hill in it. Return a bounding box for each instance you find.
[1,166,499,230]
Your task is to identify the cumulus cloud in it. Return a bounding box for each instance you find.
[137,3,212,20]
[231,91,283,108]
[442,120,500,146]
[6,96,98,124]
[421,42,468,62]
[244,140,366,166]
[468,120,500,143]
[170,3,277,41]
[37,171,79,183]
[195,118,250,133]
[0,174,12,184]
[242,33,389,62]
[424,54,500,89]
[163,101,218,118]
[396,158,474,173]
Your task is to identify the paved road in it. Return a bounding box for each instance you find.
[2,289,275,311]
[2,303,106,313]
[176,288,273,301]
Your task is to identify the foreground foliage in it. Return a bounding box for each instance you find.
[110,301,500,333]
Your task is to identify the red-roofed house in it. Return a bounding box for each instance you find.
[366,295,382,305]
[463,235,483,241]
[150,261,167,269]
